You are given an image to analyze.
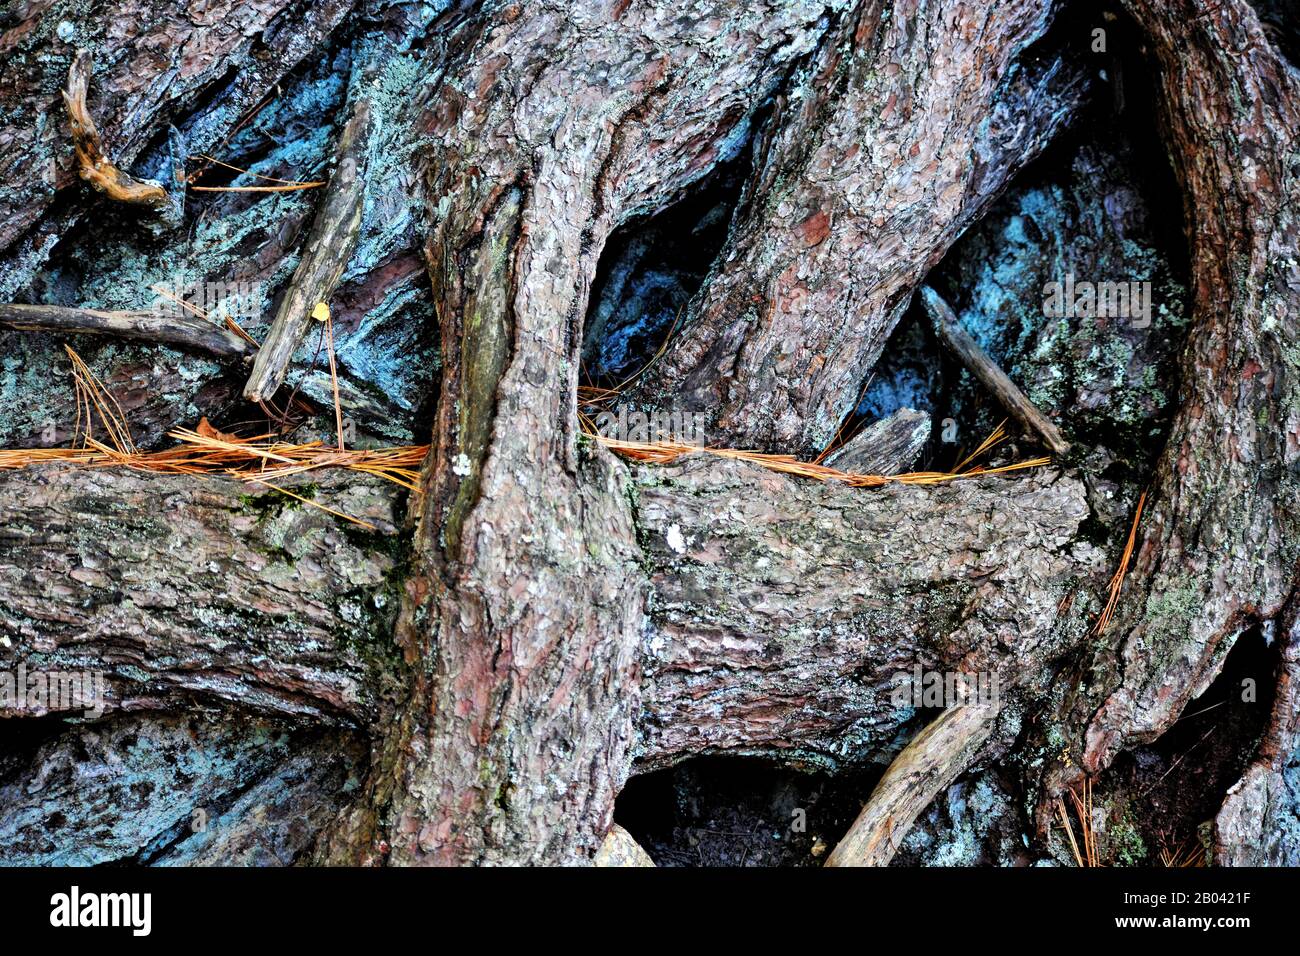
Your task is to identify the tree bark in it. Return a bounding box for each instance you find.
[0,0,1297,869]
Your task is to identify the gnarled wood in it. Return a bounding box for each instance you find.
[1071,0,1300,777]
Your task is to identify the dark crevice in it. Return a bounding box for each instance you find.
[1096,626,1280,865]
[581,130,758,388]
[1249,0,1300,66]
[615,756,882,867]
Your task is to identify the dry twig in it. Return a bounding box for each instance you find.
[62,50,177,221]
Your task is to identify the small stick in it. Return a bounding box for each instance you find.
[920,285,1071,457]
[243,98,371,403]
[825,702,998,867]
[63,50,179,225]
[0,304,253,362]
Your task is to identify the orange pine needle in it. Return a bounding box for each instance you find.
[585,420,1049,489]
[1093,490,1148,636]
[323,308,345,451]
[189,183,324,193]
[0,352,427,529]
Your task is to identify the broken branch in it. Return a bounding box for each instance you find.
[243,99,372,403]
[0,303,254,361]
[825,703,999,867]
[921,285,1072,457]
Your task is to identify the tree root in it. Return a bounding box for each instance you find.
[594,825,655,867]
[63,51,181,228]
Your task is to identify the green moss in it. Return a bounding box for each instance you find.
[1110,813,1148,866]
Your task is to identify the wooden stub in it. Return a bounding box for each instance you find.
[825,703,998,867]
[920,285,1071,458]
[824,407,931,475]
[593,824,656,867]
[243,98,371,403]
[0,304,253,361]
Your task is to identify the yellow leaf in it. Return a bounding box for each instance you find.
[311,301,330,323]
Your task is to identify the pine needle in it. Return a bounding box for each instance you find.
[1093,489,1148,636]
[0,352,427,528]
[586,421,1050,488]
[1057,778,1099,867]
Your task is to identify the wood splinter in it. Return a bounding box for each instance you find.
[0,304,253,362]
[921,285,1072,457]
[826,702,998,867]
[243,98,372,404]
[62,50,181,226]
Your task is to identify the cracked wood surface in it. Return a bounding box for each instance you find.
[633,458,1096,770]
[0,0,1297,868]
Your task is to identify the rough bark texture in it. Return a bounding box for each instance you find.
[0,0,1297,869]
[0,466,404,722]
[1213,597,1300,866]
[628,0,1091,455]
[1064,0,1300,776]
[326,0,867,867]
[633,459,1095,770]
[823,407,929,474]
[0,0,358,289]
